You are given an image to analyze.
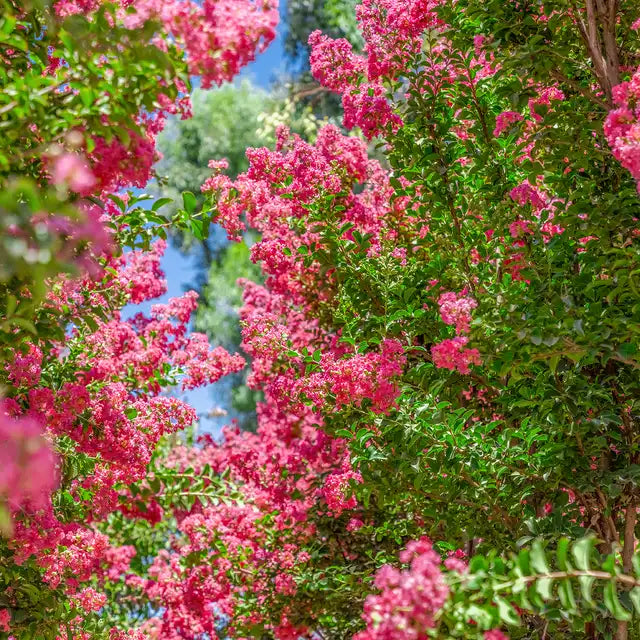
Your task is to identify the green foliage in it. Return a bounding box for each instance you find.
[194,239,263,429]
[0,551,112,640]
[440,536,640,638]
[0,2,188,180]
[0,0,194,361]
[156,81,274,184]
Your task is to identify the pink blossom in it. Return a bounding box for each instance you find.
[431,337,481,374]
[308,31,366,92]
[509,180,548,211]
[509,219,533,238]
[177,336,245,390]
[119,239,168,303]
[109,629,148,640]
[347,518,364,532]
[274,573,297,596]
[605,68,640,190]
[208,158,229,172]
[437,291,477,334]
[0,609,9,632]
[528,86,565,123]
[342,82,403,139]
[6,344,43,387]
[356,0,444,80]
[322,469,362,515]
[354,538,449,640]
[58,0,279,90]
[391,247,407,264]
[75,587,107,612]
[90,128,157,192]
[0,403,58,512]
[49,152,96,195]
[493,110,523,137]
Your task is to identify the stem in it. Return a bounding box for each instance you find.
[622,500,637,576]
[493,569,640,591]
[616,501,637,640]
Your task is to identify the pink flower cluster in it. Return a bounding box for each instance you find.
[6,344,43,388]
[138,396,345,637]
[509,180,564,242]
[89,128,158,192]
[342,82,403,139]
[431,337,481,375]
[289,339,406,414]
[0,609,9,632]
[438,291,477,334]
[308,31,365,92]
[354,538,449,640]
[485,631,509,640]
[432,289,480,374]
[1,237,245,632]
[74,586,108,612]
[309,0,443,137]
[83,246,245,395]
[2,0,280,635]
[528,86,565,123]
[493,110,523,137]
[322,467,362,515]
[119,238,168,304]
[203,125,415,302]
[605,67,640,191]
[49,152,96,195]
[240,285,406,413]
[356,0,444,81]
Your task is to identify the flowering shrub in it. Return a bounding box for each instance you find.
[6,0,640,639]
[186,0,640,638]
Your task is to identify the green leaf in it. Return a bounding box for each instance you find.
[183,191,197,215]
[9,317,36,334]
[629,587,640,614]
[603,581,631,621]
[579,575,596,606]
[152,197,173,212]
[495,596,520,626]
[557,579,577,612]
[535,577,553,600]
[530,539,549,574]
[572,537,595,571]
[556,538,570,571]
[79,87,94,108]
